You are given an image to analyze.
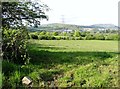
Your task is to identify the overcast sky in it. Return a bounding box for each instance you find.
[40,0,119,26]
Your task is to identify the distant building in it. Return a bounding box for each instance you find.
[83,28,93,31]
[62,29,73,33]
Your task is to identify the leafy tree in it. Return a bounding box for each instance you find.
[29,33,38,39]
[46,32,50,36]
[53,32,58,36]
[63,32,67,36]
[2,1,49,28]
[81,32,86,37]
[2,1,49,64]
[105,34,118,40]
[85,34,95,40]
[40,31,46,35]
[74,30,81,37]
[95,34,105,40]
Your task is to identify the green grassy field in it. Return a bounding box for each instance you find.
[26,40,118,87]
[29,40,118,52]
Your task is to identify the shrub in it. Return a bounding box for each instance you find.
[29,33,38,39]
[105,34,118,40]
[81,32,86,37]
[51,36,56,40]
[39,35,46,40]
[61,37,67,40]
[62,32,67,36]
[2,28,30,65]
[55,36,61,40]
[39,35,51,40]
[46,32,51,36]
[74,31,81,37]
[85,35,95,40]
[52,32,58,36]
[39,31,46,35]
[95,34,105,40]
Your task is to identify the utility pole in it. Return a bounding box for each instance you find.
[61,15,65,24]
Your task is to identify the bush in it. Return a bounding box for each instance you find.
[39,35,48,40]
[81,32,86,37]
[61,37,67,40]
[74,31,81,37]
[39,31,46,35]
[55,36,61,40]
[95,34,105,40]
[38,35,55,40]
[2,28,29,65]
[52,32,58,36]
[29,33,38,39]
[51,36,56,40]
[85,35,95,40]
[105,34,118,40]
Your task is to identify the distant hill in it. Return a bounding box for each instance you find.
[29,23,80,32]
[29,23,118,32]
[90,24,118,29]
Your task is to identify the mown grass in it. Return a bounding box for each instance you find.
[2,40,118,88]
[26,40,119,87]
[29,40,118,52]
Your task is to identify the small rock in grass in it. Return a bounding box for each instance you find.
[22,76,32,86]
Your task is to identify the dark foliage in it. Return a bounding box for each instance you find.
[2,1,49,28]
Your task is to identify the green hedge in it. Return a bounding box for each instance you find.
[28,32,118,40]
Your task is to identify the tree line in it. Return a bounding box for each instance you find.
[29,31,119,40]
